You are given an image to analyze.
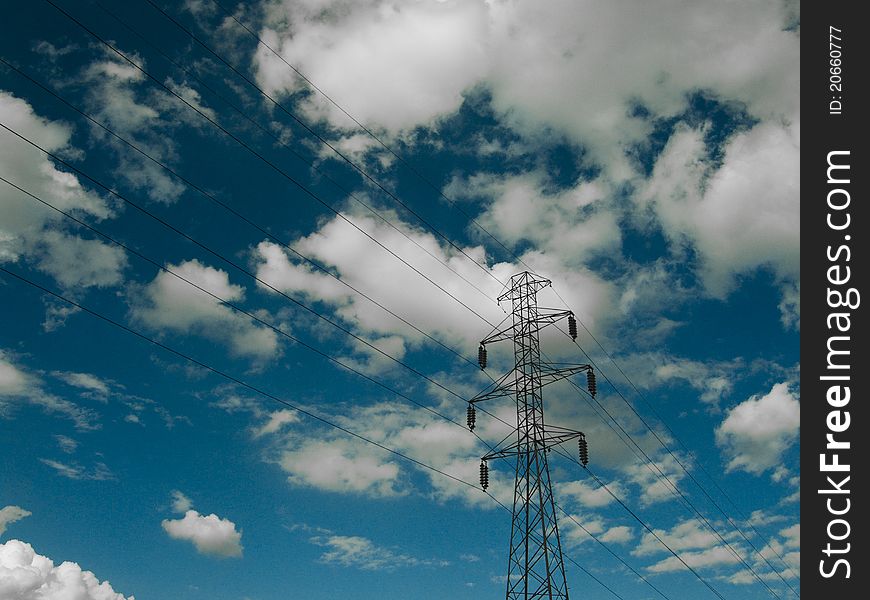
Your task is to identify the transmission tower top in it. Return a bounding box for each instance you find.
[469,272,595,600]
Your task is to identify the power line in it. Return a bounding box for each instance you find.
[478,338,786,599]
[187,7,798,583]
[41,0,497,328]
[206,0,527,266]
[20,5,792,594]
[553,320,797,596]
[92,0,498,308]
[199,8,799,586]
[1,162,728,600]
[555,448,731,600]
[553,506,671,600]
[10,101,772,599]
[142,0,506,290]
[0,55,483,374]
[0,173,666,600]
[0,263,630,600]
[563,314,801,593]
[0,173,461,429]
[550,331,783,598]
[0,264,478,494]
[0,121,481,411]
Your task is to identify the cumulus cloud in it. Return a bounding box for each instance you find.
[646,545,741,574]
[600,526,634,544]
[130,259,280,361]
[640,123,799,300]
[447,172,620,266]
[556,479,623,509]
[255,1,797,177]
[253,208,614,353]
[612,352,743,406]
[633,518,720,558]
[253,408,300,438]
[279,438,402,497]
[162,504,243,558]
[0,91,126,291]
[255,0,490,133]
[251,0,798,330]
[211,382,509,506]
[0,539,134,599]
[0,506,31,537]
[716,382,800,475]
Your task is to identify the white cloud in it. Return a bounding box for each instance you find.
[780,523,799,549]
[53,371,111,397]
[633,518,720,558]
[646,545,741,573]
[0,350,99,430]
[170,491,193,513]
[234,388,508,506]
[599,526,633,544]
[716,382,800,474]
[311,534,447,571]
[253,408,300,438]
[80,50,186,203]
[556,479,623,509]
[252,208,614,354]
[640,122,799,300]
[447,172,620,266]
[622,452,688,506]
[54,435,78,454]
[252,1,798,325]
[0,539,134,599]
[162,509,243,558]
[255,1,797,178]
[613,351,742,406]
[279,438,402,497]
[255,0,490,132]
[0,506,31,537]
[130,259,280,361]
[0,91,125,290]
[39,459,114,481]
[633,518,744,574]
[35,230,127,289]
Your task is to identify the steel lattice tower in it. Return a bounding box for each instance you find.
[470,272,594,600]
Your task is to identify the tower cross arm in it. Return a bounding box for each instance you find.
[538,364,593,389]
[482,425,587,461]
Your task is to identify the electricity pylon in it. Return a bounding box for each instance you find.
[469,272,594,600]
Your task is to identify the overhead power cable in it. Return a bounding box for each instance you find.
[562,313,801,594]
[93,0,498,307]
[197,2,798,589]
[6,74,772,598]
[0,171,668,600]
[0,56,484,373]
[552,322,795,597]
[41,0,497,327]
[554,448,731,600]
[206,0,525,266]
[27,3,794,594]
[0,122,482,410]
[0,263,631,600]
[199,9,800,584]
[142,0,506,290]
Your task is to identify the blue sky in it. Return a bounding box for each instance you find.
[0,1,800,599]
